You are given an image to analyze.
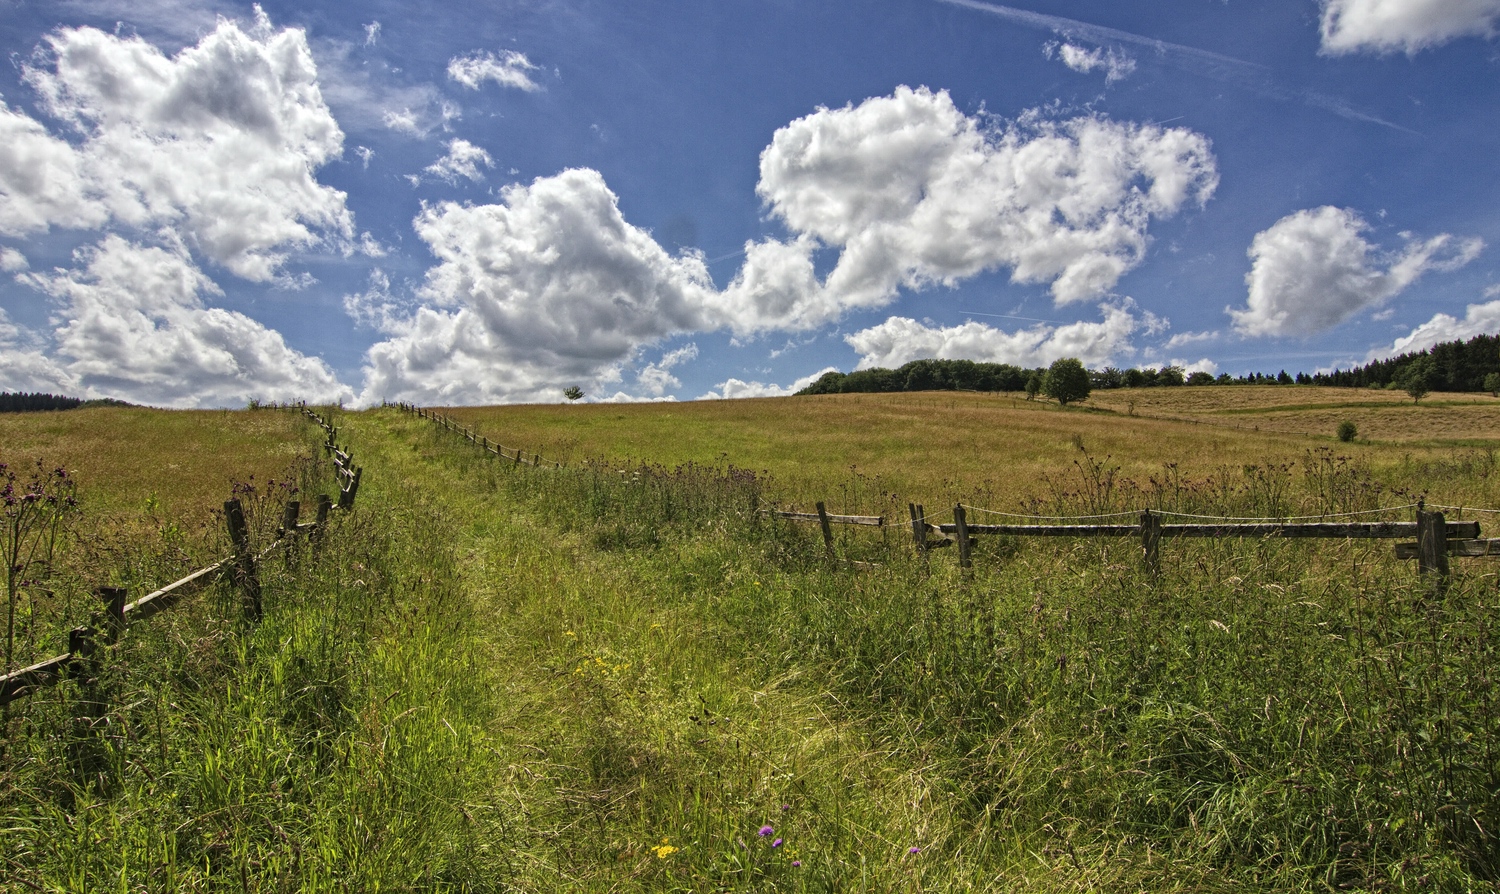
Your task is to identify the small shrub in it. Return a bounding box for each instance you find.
[1336,420,1357,442]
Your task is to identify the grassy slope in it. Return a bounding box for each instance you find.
[5,394,1500,890]
[443,387,1500,515]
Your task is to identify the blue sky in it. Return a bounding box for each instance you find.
[1,0,1498,407]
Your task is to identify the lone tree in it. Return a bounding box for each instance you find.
[1397,357,1434,404]
[1484,371,1500,397]
[563,386,584,402]
[1024,371,1042,400]
[1042,357,1091,406]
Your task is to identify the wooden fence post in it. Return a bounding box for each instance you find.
[909,503,928,556]
[96,587,126,646]
[815,501,836,564]
[279,500,300,538]
[1140,509,1162,574]
[954,504,973,570]
[337,467,362,510]
[1417,508,1450,593]
[224,499,262,622]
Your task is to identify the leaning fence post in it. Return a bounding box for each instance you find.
[224,499,262,622]
[954,504,973,570]
[1417,508,1450,593]
[815,501,836,564]
[1140,509,1162,574]
[337,467,362,510]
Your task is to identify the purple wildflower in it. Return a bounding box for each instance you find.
[792,860,802,867]
[772,838,783,848]
[759,825,774,837]
[908,846,922,855]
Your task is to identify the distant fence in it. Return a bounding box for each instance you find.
[391,402,563,469]
[0,405,363,707]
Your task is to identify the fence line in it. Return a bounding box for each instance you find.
[0,404,363,707]
[391,402,564,469]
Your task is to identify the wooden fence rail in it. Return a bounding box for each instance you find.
[0,405,362,708]
[901,502,1488,586]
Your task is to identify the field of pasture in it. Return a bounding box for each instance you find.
[3,387,1499,891]
[443,386,1500,515]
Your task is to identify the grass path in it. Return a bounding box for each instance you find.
[346,408,1023,892]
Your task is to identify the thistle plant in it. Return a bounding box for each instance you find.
[2,459,77,678]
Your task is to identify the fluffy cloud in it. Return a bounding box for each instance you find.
[11,12,353,281]
[1,247,30,273]
[1320,0,1500,54]
[844,302,1141,370]
[0,100,104,235]
[358,169,716,405]
[20,236,352,407]
[1230,206,1483,337]
[424,138,494,183]
[636,343,699,398]
[1376,298,1500,358]
[447,50,541,92]
[1046,42,1137,82]
[699,366,840,400]
[0,309,75,393]
[713,87,1216,333]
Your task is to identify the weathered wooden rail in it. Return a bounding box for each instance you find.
[0,405,361,707]
[901,502,1484,585]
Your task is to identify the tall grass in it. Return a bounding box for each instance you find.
[388,405,1500,889]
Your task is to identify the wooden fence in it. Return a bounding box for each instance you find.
[767,499,1497,585]
[392,402,563,469]
[0,405,363,707]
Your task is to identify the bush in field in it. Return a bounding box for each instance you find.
[1337,420,1357,442]
[1485,371,1500,396]
[1042,358,1091,406]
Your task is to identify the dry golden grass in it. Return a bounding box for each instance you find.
[441,389,1500,516]
[1087,385,1500,443]
[0,406,314,520]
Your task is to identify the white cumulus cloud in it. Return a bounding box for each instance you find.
[636,343,699,398]
[1,247,30,273]
[1230,206,1483,337]
[1375,298,1500,358]
[13,12,354,281]
[712,86,1217,333]
[844,302,1141,370]
[424,138,494,183]
[358,168,716,405]
[699,366,840,400]
[447,50,542,92]
[1320,0,1500,54]
[19,236,352,407]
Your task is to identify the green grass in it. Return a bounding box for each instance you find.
[4,397,1500,891]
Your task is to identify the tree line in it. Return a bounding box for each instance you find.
[797,333,1500,398]
[0,393,134,413]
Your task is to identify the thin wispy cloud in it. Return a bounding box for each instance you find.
[935,0,1415,133]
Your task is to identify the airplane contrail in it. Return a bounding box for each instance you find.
[934,0,1419,135]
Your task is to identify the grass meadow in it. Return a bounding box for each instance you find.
[3,388,1500,891]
